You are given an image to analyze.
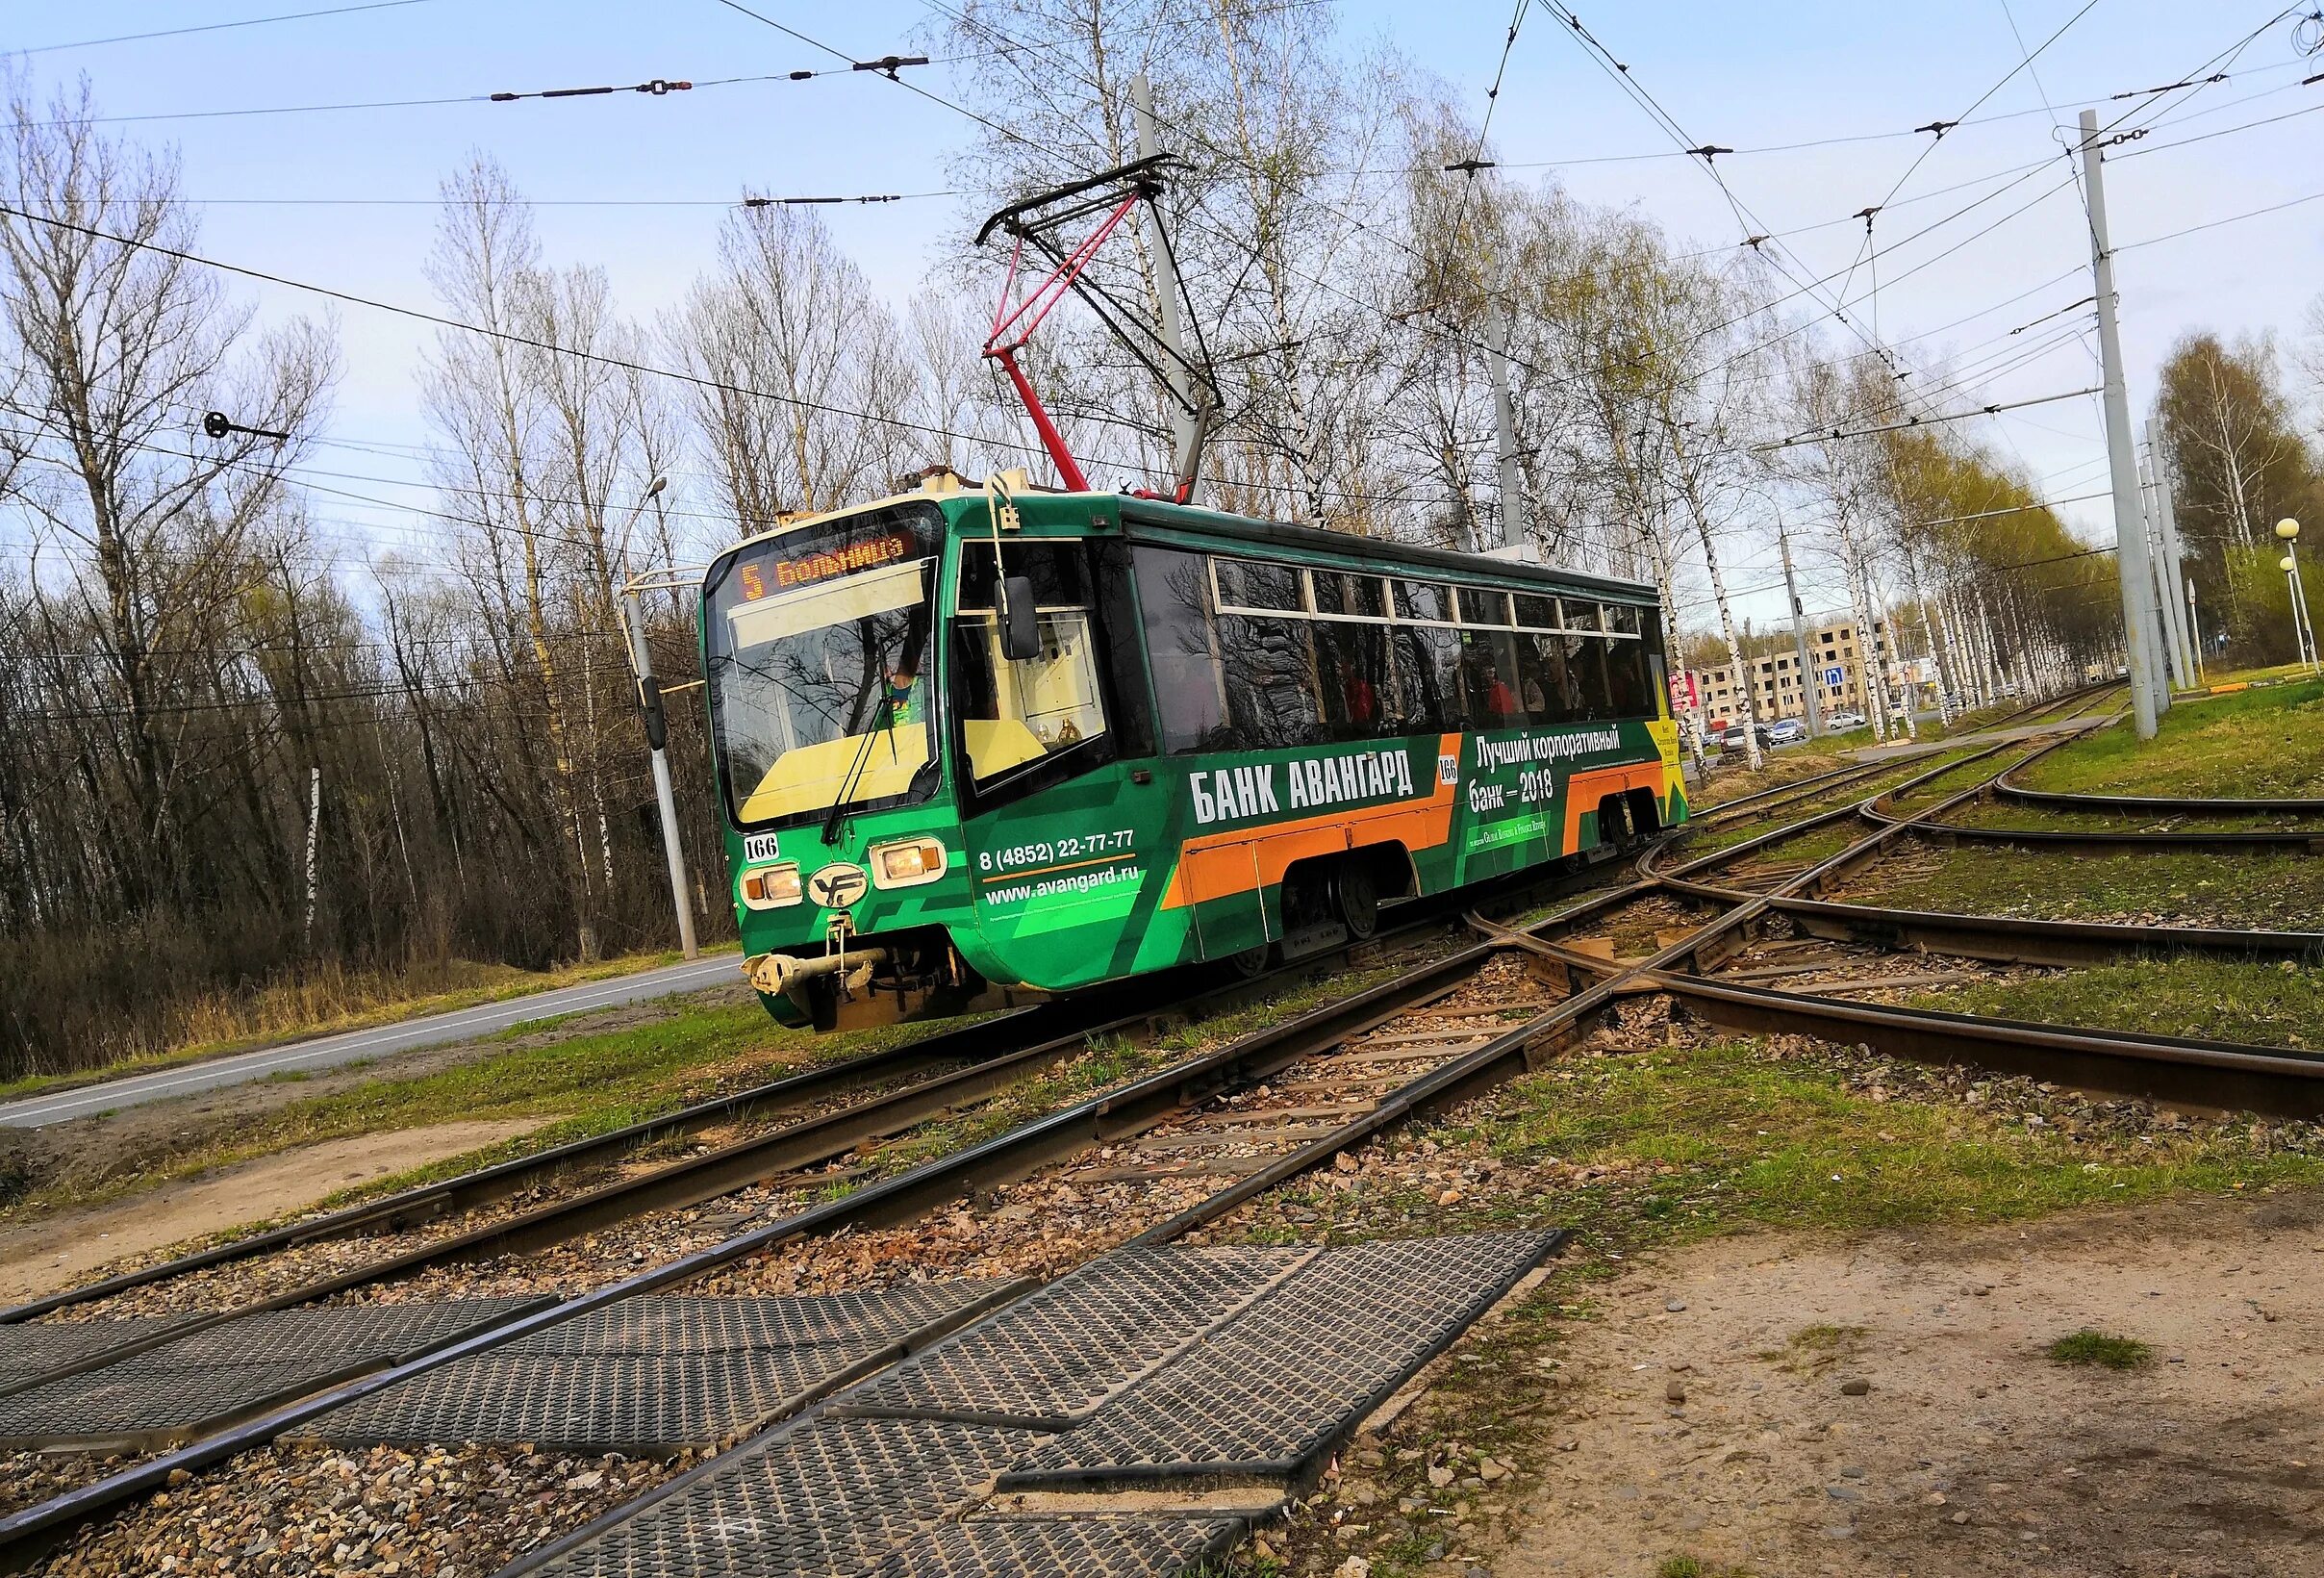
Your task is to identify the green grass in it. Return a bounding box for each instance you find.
[0,998,914,1227]
[1946,799,2320,833]
[1225,1032,2324,1294]
[2016,677,2324,800]
[1491,1043,2303,1236]
[1914,958,2324,1049]
[1656,1559,1753,1578]
[1846,845,2324,931]
[0,947,731,1104]
[1677,748,1979,856]
[2048,1329,2154,1369]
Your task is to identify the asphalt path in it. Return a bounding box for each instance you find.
[0,953,743,1130]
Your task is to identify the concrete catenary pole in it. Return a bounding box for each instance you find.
[2079,109,2159,740]
[621,591,699,960]
[1779,521,1822,736]
[2147,450,2185,683]
[1488,307,1527,554]
[2137,442,2188,694]
[1130,72,1211,503]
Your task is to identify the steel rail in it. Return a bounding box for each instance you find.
[1991,742,2324,818]
[0,921,1536,1566]
[1135,731,2088,1248]
[1890,702,2324,850]
[1469,905,2324,1118]
[0,1004,1074,1326]
[1648,725,2324,971]
[1683,680,2110,830]
[1654,974,2324,1120]
[1688,751,1923,826]
[1761,894,2324,967]
[1642,732,2043,890]
[12,842,1655,1336]
[1875,807,2324,854]
[7,835,1642,1343]
[1994,780,2324,816]
[0,904,1479,1400]
[0,853,1668,1559]
[0,743,2060,1566]
[509,760,2050,1577]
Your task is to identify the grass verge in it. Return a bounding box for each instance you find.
[2015,676,2324,800]
[0,948,731,1105]
[0,997,908,1228]
[1840,844,2324,931]
[1912,957,2324,1049]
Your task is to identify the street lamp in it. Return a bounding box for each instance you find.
[2277,519,2320,674]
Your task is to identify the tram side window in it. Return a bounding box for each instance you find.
[1519,631,1583,725]
[1131,546,1230,753]
[1460,628,1528,725]
[1218,614,1324,748]
[1604,604,1655,716]
[954,541,1113,788]
[1312,571,1390,740]
[1388,580,1454,732]
[1214,557,1303,613]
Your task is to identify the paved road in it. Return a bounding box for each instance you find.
[0,953,744,1130]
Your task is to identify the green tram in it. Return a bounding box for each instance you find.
[702,474,1687,1031]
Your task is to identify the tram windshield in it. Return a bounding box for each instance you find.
[706,504,943,828]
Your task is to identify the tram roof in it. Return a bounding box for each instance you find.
[717,483,1659,607]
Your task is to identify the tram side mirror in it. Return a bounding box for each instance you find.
[1000,575,1041,661]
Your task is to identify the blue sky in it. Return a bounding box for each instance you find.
[10,0,2322,621]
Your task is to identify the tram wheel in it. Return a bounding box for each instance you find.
[1331,857,1379,939]
[1229,941,1274,978]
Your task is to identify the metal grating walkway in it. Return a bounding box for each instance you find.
[315,1285,1015,1453]
[0,1299,543,1450]
[510,1232,1560,1578]
[505,1287,1007,1356]
[1000,1232,1556,1488]
[869,1515,1241,1577]
[0,1316,192,1397]
[836,1248,1311,1429]
[519,1416,1039,1578]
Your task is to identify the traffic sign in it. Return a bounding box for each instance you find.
[1823,666,1844,688]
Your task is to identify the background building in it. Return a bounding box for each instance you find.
[1687,618,1890,726]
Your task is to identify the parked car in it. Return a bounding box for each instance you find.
[1825,709,1867,729]
[1765,718,1806,746]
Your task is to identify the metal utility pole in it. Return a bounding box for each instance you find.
[2137,441,2187,694]
[1779,521,1822,736]
[1487,307,1527,555]
[2153,445,2198,682]
[2185,578,2206,682]
[1130,72,1213,503]
[2080,109,2159,740]
[620,590,699,960]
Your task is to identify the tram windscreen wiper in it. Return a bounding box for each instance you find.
[820,667,896,846]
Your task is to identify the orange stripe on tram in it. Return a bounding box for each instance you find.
[1160,733,1461,909]
[1562,761,1666,851]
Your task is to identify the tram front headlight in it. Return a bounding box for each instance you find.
[871,836,947,889]
[740,863,802,909]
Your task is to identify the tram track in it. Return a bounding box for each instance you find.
[12,704,2299,1575]
[1874,690,2324,853]
[0,748,1883,1565]
[0,913,1478,1347]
